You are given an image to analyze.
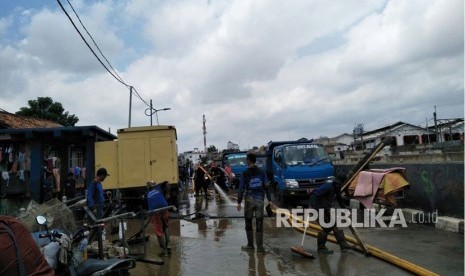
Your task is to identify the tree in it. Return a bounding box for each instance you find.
[207,145,218,153]
[16,97,79,126]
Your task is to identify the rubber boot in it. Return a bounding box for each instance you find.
[157,236,168,257]
[256,232,267,253]
[241,230,255,250]
[334,229,354,251]
[256,218,267,253]
[164,230,171,254]
[317,232,333,254]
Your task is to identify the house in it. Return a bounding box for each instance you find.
[428,118,464,142]
[355,122,433,149]
[324,119,463,158]
[227,141,239,151]
[0,109,63,128]
[0,110,116,203]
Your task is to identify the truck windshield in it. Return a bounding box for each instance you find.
[225,155,247,166]
[283,144,329,166]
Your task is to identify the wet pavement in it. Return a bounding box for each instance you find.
[126,188,464,276]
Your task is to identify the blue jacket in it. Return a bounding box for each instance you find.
[86,181,104,208]
[147,185,168,210]
[310,181,336,209]
[237,165,271,204]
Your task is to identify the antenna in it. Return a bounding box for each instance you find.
[203,114,207,153]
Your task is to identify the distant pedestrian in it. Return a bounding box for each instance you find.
[237,153,272,253]
[87,167,109,220]
[224,163,233,180]
[210,162,228,198]
[64,172,76,199]
[42,171,54,202]
[194,163,208,200]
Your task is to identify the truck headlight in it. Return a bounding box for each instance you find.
[285,179,299,188]
[326,176,335,183]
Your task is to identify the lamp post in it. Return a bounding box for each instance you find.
[145,101,171,126]
[154,107,170,125]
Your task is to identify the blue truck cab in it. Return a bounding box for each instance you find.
[222,151,248,189]
[265,139,334,205]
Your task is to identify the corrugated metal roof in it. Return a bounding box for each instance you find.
[0,110,63,129]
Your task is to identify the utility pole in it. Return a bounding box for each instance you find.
[149,99,153,126]
[128,86,133,127]
[203,114,207,153]
[426,117,430,144]
[434,106,439,142]
[144,101,170,126]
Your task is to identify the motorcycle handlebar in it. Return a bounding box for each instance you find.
[84,223,105,230]
[38,231,62,239]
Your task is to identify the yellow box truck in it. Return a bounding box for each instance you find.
[95,125,179,209]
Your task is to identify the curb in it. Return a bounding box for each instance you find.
[401,208,464,234]
[349,200,464,234]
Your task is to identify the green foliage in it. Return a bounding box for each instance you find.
[15,97,79,126]
[207,145,218,153]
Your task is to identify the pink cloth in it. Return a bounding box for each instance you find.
[353,168,406,208]
[354,171,385,208]
[354,171,374,197]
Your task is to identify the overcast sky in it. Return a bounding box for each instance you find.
[0,0,463,153]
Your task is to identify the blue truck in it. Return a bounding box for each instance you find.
[222,151,248,189]
[265,138,334,205]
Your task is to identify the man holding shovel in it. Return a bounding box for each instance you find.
[237,153,272,253]
[310,173,354,254]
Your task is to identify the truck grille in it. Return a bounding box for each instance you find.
[297,178,327,188]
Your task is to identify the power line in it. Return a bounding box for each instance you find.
[65,0,125,85]
[56,0,151,108]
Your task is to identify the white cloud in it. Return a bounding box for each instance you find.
[0,0,463,153]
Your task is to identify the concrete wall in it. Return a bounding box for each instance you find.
[335,162,464,219]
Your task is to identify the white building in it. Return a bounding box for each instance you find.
[353,119,464,150]
[179,148,206,165]
[227,141,239,151]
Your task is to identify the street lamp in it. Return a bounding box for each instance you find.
[145,103,171,126]
[154,107,170,125]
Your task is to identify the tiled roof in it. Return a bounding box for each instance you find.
[0,110,63,129]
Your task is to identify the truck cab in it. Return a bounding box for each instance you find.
[266,139,334,205]
[222,151,248,189]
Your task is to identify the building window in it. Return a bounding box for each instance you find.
[403,135,420,145]
[69,146,84,169]
[421,134,436,144]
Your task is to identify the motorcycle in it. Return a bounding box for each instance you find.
[35,215,136,276]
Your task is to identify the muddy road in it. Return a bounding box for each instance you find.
[123,189,463,276]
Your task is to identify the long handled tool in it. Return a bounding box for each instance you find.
[336,137,394,256]
[290,214,314,258]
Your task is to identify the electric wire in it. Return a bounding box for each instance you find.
[65,0,125,85]
[56,0,127,87]
[56,0,151,109]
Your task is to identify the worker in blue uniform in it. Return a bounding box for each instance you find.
[310,174,354,253]
[147,180,171,257]
[237,153,272,253]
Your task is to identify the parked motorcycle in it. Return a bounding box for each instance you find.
[35,215,136,276]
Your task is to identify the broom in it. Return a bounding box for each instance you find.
[290,214,314,258]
